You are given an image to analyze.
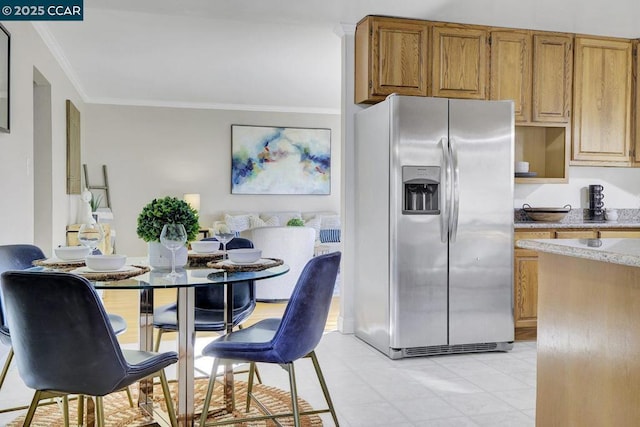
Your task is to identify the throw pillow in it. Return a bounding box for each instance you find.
[224,213,254,232]
[249,215,279,228]
[319,229,341,243]
[304,217,322,241]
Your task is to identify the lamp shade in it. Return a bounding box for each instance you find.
[183,193,201,212]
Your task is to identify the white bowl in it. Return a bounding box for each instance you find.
[85,254,127,271]
[515,161,530,173]
[190,240,221,253]
[55,245,91,261]
[227,248,262,264]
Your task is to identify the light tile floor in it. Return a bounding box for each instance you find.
[0,333,537,426]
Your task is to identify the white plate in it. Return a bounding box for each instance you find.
[72,265,136,274]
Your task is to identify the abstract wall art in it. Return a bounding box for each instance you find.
[231,125,331,195]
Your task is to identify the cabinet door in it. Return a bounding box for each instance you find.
[572,37,632,163]
[599,230,640,238]
[514,248,539,329]
[532,33,573,123]
[490,30,531,122]
[636,41,640,163]
[355,16,429,103]
[432,24,489,99]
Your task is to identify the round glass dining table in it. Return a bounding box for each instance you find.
[92,259,290,427]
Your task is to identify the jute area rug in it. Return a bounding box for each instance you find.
[8,378,323,426]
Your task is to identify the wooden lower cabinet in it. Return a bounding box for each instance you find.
[513,227,639,340]
[514,248,539,340]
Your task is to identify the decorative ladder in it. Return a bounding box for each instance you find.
[82,164,111,208]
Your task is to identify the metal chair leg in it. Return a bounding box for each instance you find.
[246,362,256,412]
[308,351,340,426]
[124,386,134,407]
[23,390,44,427]
[0,347,13,390]
[286,363,301,427]
[159,370,178,427]
[62,395,70,427]
[77,394,85,427]
[199,357,220,427]
[95,396,105,427]
[154,328,165,352]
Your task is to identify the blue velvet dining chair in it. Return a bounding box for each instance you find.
[0,244,128,398]
[199,251,342,427]
[1,270,179,427]
[153,237,257,352]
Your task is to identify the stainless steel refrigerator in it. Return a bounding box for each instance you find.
[354,95,514,359]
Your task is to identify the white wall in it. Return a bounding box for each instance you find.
[83,104,341,257]
[0,23,84,255]
[515,166,640,210]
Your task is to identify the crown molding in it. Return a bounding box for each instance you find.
[86,97,341,115]
[31,22,89,101]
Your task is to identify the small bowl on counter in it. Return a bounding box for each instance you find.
[55,245,91,261]
[227,248,262,264]
[85,254,127,271]
[522,204,571,222]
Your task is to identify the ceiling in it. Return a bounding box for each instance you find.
[38,0,640,114]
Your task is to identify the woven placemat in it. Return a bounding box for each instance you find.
[71,265,150,281]
[207,258,284,272]
[188,252,224,268]
[8,378,323,427]
[32,258,85,271]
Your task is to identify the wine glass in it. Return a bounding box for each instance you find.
[77,223,105,255]
[212,221,235,259]
[160,223,187,278]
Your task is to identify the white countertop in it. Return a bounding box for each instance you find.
[516,238,640,267]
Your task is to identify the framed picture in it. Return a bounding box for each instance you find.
[0,24,9,133]
[231,125,331,195]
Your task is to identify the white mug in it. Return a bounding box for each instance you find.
[604,209,618,221]
[515,161,529,173]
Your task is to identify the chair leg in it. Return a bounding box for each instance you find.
[309,351,340,426]
[23,390,44,427]
[0,347,13,390]
[77,394,85,427]
[154,328,165,352]
[124,386,134,407]
[159,369,178,427]
[199,357,220,427]
[286,362,301,427]
[95,396,105,427]
[62,395,70,427]
[245,362,256,412]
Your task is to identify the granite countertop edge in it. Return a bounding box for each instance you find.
[515,221,640,229]
[516,239,640,268]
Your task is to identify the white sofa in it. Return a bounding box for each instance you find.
[240,226,316,301]
[219,210,342,256]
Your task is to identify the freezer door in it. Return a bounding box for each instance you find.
[391,95,449,349]
[447,99,515,345]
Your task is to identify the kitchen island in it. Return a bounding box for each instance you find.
[516,238,640,427]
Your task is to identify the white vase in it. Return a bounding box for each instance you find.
[148,241,188,269]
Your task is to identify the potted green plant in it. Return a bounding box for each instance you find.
[137,196,199,268]
[286,218,305,227]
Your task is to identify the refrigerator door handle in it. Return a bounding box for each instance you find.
[449,137,460,243]
[440,137,450,243]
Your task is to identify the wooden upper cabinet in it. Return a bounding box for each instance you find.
[531,33,573,123]
[572,36,633,164]
[490,30,572,123]
[355,16,429,104]
[431,23,489,99]
[490,30,531,121]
